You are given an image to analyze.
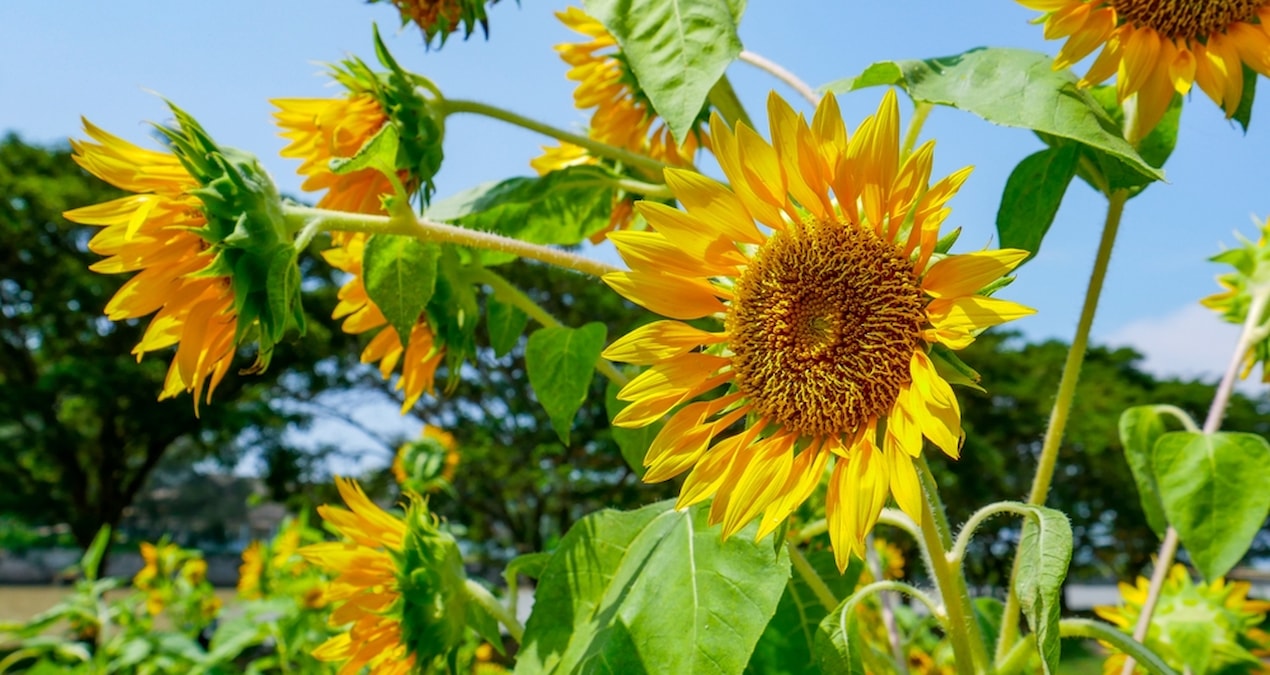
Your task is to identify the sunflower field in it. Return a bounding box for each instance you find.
[4,0,1270,673]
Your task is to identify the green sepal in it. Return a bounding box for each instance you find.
[929,344,984,392]
[395,498,469,668]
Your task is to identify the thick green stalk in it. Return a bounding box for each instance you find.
[917,457,989,674]
[465,579,524,643]
[439,98,669,176]
[995,188,1129,661]
[284,205,621,279]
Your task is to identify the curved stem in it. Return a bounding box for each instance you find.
[854,580,944,621]
[707,74,753,129]
[465,579,524,643]
[1119,288,1270,674]
[737,50,820,107]
[614,177,674,200]
[996,188,1129,661]
[1152,404,1200,433]
[1062,619,1177,675]
[439,98,669,176]
[285,205,621,279]
[788,542,838,612]
[900,102,933,161]
[470,268,628,387]
[949,502,1034,567]
[917,457,989,674]
[865,535,910,675]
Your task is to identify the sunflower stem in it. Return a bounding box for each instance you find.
[464,579,524,643]
[1119,288,1270,675]
[707,74,753,129]
[737,50,820,107]
[612,177,674,200]
[900,102,933,161]
[1065,619,1177,675]
[995,187,1128,663]
[283,205,621,279]
[467,267,629,387]
[788,542,838,613]
[917,457,989,674]
[438,98,670,176]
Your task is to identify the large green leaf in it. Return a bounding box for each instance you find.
[583,0,741,143]
[525,323,607,443]
[363,235,440,345]
[427,166,617,265]
[748,550,862,675]
[1063,85,1182,196]
[1152,431,1270,580]
[1118,406,1169,537]
[995,145,1079,259]
[1012,503,1072,675]
[824,48,1162,182]
[515,500,789,675]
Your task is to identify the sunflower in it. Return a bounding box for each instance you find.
[532,7,709,237]
[274,94,445,413]
[237,541,265,599]
[301,477,468,673]
[1021,0,1270,138]
[392,425,461,488]
[603,90,1033,570]
[1095,564,1270,674]
[65,122,239,407]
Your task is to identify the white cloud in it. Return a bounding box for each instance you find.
[1103,304,1257,384]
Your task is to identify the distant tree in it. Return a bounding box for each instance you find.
[0,134,366,571]
[928,331,1270,586]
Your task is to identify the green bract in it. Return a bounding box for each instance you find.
[395,499,470,668]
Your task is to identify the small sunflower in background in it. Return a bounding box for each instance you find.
[532,6,710,237]
[602,90,1033,570]
[1201,215,1270,382]
[372,0,501,48]
[393,426,461,493]
[65,106,302,411]
[1095,564,1270,674]
[1020,0,1270,138]
[274,53,448,413]
[301,477,470,674]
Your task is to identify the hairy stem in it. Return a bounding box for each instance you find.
[737,50,820,107]
[465,579,524,643]
[996,188,1129,660]
[865,535,910,675]
[788,542,839,613]
[285,205,621,279]
[439,98,669,176]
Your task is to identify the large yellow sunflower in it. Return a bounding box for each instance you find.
[603,90,1033,569]
[274,95,445,412]
[65,122,238,407]
[1021,0,1270,138]
[300,477,415,675]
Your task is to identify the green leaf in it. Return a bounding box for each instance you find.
[995,145,1079,259]
[973,597,1005,657]
[516,500,789,675]
[428,166,617,265]
[812,591,869,675]
[583,0,741,144]
[506,551,552,583]
[1012,504,1072,675]
[486,295,529,358]
[824,48,1162,182]
[80,526,111,582]
[467,588,507,656]
[750,549,862,675]
[1118,406,1169,537]
[328,121,400,179]
[526,323,607,443]
[1073,85,1181,196]
[604,378,661,477]
[1152,431,1270,580]
[1234,63,1257,133]
[428,246,480,382]
[363,235,440,345]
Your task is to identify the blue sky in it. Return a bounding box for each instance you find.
[4,1,1266,464]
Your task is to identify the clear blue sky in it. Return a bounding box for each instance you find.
[3,1,1265,462]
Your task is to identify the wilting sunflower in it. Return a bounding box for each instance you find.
[532,7,709,237]
[275,87,445,413]
[603,90,1033,569]
[1021,0,1270,138]
[301,477,468,674]
[1096,564,1270,674]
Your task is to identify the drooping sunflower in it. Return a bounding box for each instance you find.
[1095,564,1270,674]
[275,82,445,413]
[1021,0,1270,138]
[301,477,468,674]
[603,90,1033,569]
[532,7,709,237]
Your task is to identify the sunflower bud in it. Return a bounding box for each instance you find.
[373,0,499,49]
[395,498,468,666]
[1201,216,1270,382]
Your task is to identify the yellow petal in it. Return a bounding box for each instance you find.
[603,271,727,320]
[1117,26,1161,101]
[757,442,831,539]
[922,249,1029,299]
[663,169,763,245]
[719,433,798,538]
[886,447,923,526]
[633,201,750,270]
[676,425,761,509]
[926,296,1036,348]
[602,320,725,365]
